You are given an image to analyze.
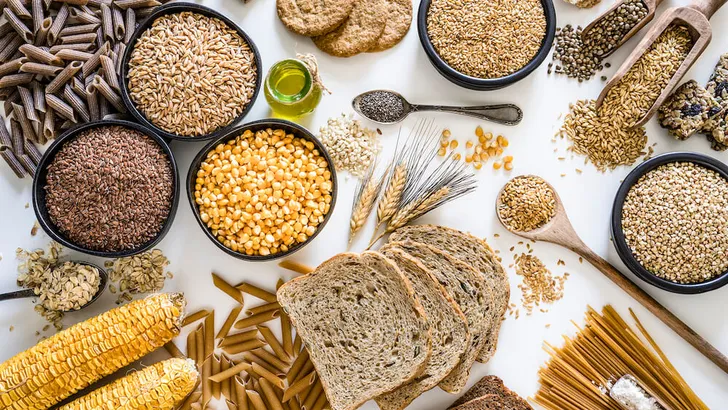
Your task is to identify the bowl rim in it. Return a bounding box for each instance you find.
[32,119,181,258]
[119,2,263,141]
[186,118,338,261]
[416,0,557,89]
[610,151,728,294]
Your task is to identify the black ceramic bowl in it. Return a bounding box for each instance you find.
[611,152,728,294]
[186,119,338,261]
[119,2,262,141]
[32,120,180,258]
[417,0,556,90]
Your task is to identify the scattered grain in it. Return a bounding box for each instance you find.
[515,253,568,314]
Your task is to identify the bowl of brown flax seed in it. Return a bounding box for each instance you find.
[611,152,728,294]
[418,0,556,90]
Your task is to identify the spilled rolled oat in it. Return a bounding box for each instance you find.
[106,248,170,304]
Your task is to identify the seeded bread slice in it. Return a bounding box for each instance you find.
[390,225,509,363]
[450,394,533,410]
[382,241,493,393]
[376,248,471,410]
[276,252,432,410]
[448,376,530,409]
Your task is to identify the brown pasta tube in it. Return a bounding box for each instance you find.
[0,57,27,76]
[46,93,76,122]
[34,17,52,46]
[0,33,18,54]
[10,118,24,150]
[12,102,37,142]
[46,60,82,93]
[99,54,118,90]
[98,91,109,117]
[47,3,69,46]
[113,42,124,73]
[0,24,14,39]
[0,145,25,177]
[55,48,93,61]
[88,0,112,6]
[23,139,41,163]
[17,86,38,123]
[71,77,86,98]
[59,23,99,36]
[49,42,94,53]
[3,90,20,114]
[53,0,91,5]
[85,83,100,120]
[81,40,107,76]
[18,153,35,176]
[100,3,113,42]
[114,0,159,9]
[4,8,33,44]
[5,0,31,20]
[111,6,124,40]
[20,61,63,76]
[0,117,11,147]
[32,0,44,34]
[0,72,33,87]
[19,44,62,65]
[63,83,89,122]
[0,36,26,63]
[59,32,97,44]
[31,80,46,113]
[42,104,55,140]
[92,74,124,112]
[123,7,135,43]
[68,7,101,24]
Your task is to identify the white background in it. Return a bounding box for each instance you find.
[1,0,728,408]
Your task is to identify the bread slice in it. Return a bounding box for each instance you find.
[390,225,509,363]
[448,376,529,409]
[382,241,493,393]
[376,248,471,410]
[276,252,432,410]
[450,394,533,410]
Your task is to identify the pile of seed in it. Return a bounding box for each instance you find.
[622,162,728,283]
[194,128,334,256]
[44,126,174,252]
[128,11,257,137]
[498,176,556,232]
[318,113,380,178]
[559,25,693,171]
[358,91,405,123]
[514,253,568,314]
[427,0,546,79]
[106,248,170,304]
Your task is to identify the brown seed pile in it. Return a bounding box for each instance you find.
[622,162,728,283]
[559,25,693,171]
[514,253,568,314]
[44,126,174,252]
[498,176,556,232]
[106,248,170,304]
[128,12,257,137]
[427,0,546,79]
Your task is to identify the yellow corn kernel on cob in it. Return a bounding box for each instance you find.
[59,358,199,410]
[0,293,185,410]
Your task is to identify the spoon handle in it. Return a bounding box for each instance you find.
[0,288,36,302]
[410,103,522,125]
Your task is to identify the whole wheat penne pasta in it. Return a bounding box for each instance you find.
[46,60,81,93]
[0,24,14,39]
[59,23,99,36]
[54,0,90,4]
[31,113,42,142]
[45,93,76,122]
[0,145,25,177]
[295,361,314,384]
[280,311,294,357]
[182,309,210,327]
[163,341,184,358]
[252,363,284,389]
[0,35,25,61]
[92,68,125,111]
[242,352,280,376]
[63,83,89,122]
[217,306,243,340]
[234,309,280,330]
[310,391,327,410]
[209,361,252,384]
[134,5,155,18]
[252,348,289,373]
[49,42,94,53]
[114,39,124,73]
[0,33,18,54]
[87,0,111,6]
[247,390,266,410]
[286,349,309,383]
[195,324,205,364]
[212,354,222,399]
[17,86,37,123]
[114,0,159,8]
[255,328,290,364]
[178,391,202,410]
[212,272,245,304]
[9,119,23,155]
[5,0,30,20]
[68,7,101,24]
[11,102,37,142]
[246,302,280,316]
[21,43,62,64]
[276,278,285,290]
[223,339,266,355]
[34,17,52,46]
[289,397,302,410]
[3,89,20,113]
[123,7,134,43]
[235,376,248,410]
[186,327,197,365]
[259,378,284,410]
[283,371,315,403]
[59,119,75,130]
[293,334,302,353]
[85,82,100,120]
[23,139,41,163]
[301,380,322,410]
[47,3,69,45]
[99,3,113,41]
[236,282,278,303]
[59,31,96,44]
[220,354,232,400]
[204,309,215,359]
[31,0,44,34]
[111,5,123,40]
[42,106,54,140]
[97,90,109,117]
[20,61,62,75]
[0,118,11,148]
[202,356,212,409]
[71,77,86,98]
[278,260,314,275]
[227,400,238,410]
[219,329,258,347]
[0,56,26,76]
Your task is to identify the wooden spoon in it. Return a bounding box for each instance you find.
[595,0,727,127]
[582,0,666,58]
[496,176,728,374]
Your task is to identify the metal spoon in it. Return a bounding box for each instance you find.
[352,90,523,126]
[0,261,108,312]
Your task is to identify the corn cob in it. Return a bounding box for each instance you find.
[58,358,199,410]
[0,293,185,410]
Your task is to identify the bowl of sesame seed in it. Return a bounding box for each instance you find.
[611,152,728,294]
[417,0,556,90]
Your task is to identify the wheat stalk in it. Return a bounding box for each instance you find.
[388,186,451,231]
[349,163,383,246]
[374,163,407,226]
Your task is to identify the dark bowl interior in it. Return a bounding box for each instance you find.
[610,152,728,294]
[417,0,557,90]
[119,2,263,141]
[186,119,338,261]
[32,119,180,258]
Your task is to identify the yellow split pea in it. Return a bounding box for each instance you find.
[194,129,333,256]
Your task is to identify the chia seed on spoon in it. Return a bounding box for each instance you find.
[358,91,406,123]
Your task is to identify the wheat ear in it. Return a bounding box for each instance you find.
[349,167,380,246]
[369,163,407,243]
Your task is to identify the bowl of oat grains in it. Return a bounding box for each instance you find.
[418,0,556,90]
[611,152,728,294]
[32,120,179,258]
[120,3,262,140]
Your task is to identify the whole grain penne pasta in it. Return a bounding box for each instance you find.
[209,361,252,383]
[23,139,41,164]
[289,397,302,410]
[87,0,112,6]
[250,348,289,373]
[0,145,25,177]
[242,352,279,376]
[49,42,94,52]
[301,380,322,410]
[54,0,91,5]
[46,92,76,122]
[123,7,134,43]
[235,376,248,410]
[47,3,69,45]
[281,311,293,357]
[20,43,62,64]
[17,85,37,123]
[252,363,284,389]
[68,6,101,24]
[220,354,231,400]
[204,310,215,359]
[234,309,280,330]
[114,0,159,8]
[236,283,278,303]
[97,90,109,117]
[219,329,258,347]
[247,390,266,410]
[163,341,185,358]
[182,309,210,327]
[0,118,11,147]
[278,260,314,275]
[114,41,124,72]
[63,83,89,122]
[195,324,205,364]
[9,119,24,155]
[11,102,37,142]
[20,61,63,75]
[212,354,222,400]
[5,0,31,20]
[294,361,314,384]
[34,17,52,46]
[178,391,202,410]
[202,356,212,409]
[227,400,238,410]
[85,82,100,120]
[59,31,96,44]
[71,76,86,98]
[46,59,82,93]
[100,3,112,41]
[186,327,197,365]
[310,391,327,410]
[59,23,99,36]
[246,302,280,316]
[32,113,42,141]
[32,0,44,34]
[217,306,243,340]
[212,272,245,304]
[3,89,20,113]
[31,80,45,112]
[0,33,19,54]
[81,40,107,76]
[257,326,290,364]
[293,334,302,353]
[286,349,309,383]
[59,119,74,130]
[0,35,25,61]
[135,5,155,18]
[259,378,284,410]
[223,339,266,355]
[0,24,14,39]
[42,106,55,140]
[282,371,315,403]
[0,56,27,76]
[111,5,123,40]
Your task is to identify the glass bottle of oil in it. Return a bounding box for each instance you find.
[264,59,322,118]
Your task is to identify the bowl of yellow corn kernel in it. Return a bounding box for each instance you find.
[187,119,337,260]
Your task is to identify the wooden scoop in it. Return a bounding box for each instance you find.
[595,0,727,128]
[581,0,665,58]
[496,176,728,374]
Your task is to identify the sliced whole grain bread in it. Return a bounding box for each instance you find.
[276,251,432,410]
[376,248,471,410]
[451,394,533,410]
[448,376,530,409]
[382,241,493,393]
[390,225,509,363]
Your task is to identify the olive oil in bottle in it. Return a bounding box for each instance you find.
[264,59,322,118]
